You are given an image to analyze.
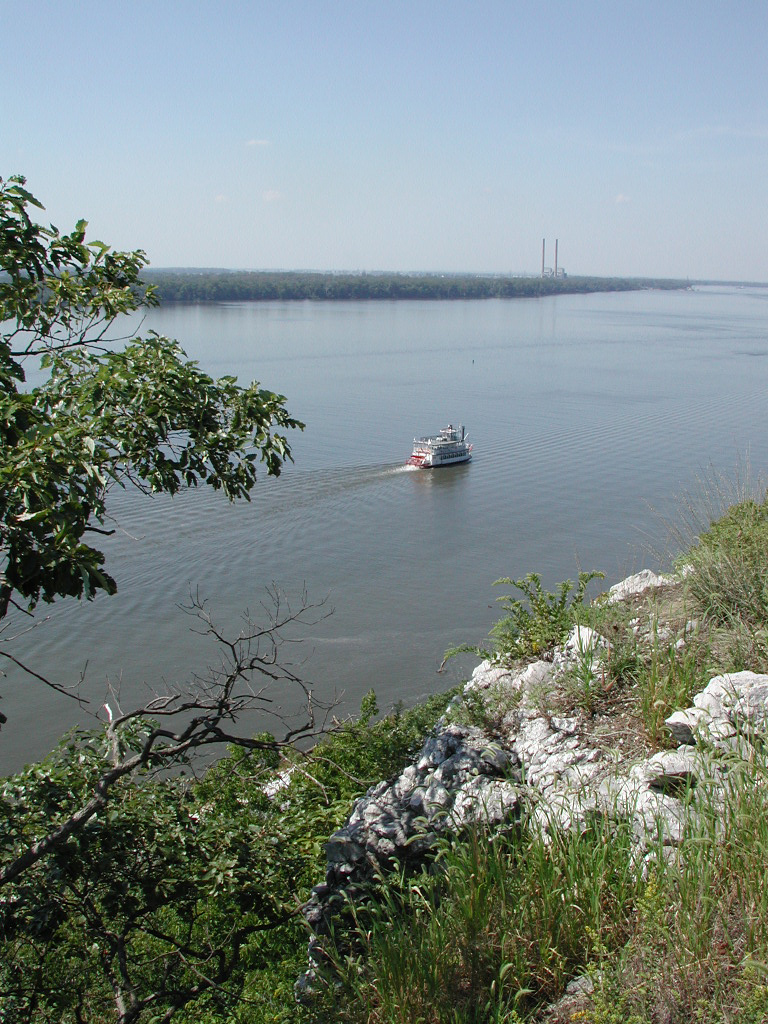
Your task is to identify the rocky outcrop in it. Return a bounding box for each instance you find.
[604,569,674,604]
[299,721,523,989]
[297,569,768,999]
[666,670,768,749]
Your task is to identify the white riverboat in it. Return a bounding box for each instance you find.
[408,424,473,468]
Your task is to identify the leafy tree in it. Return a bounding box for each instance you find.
[0,684,456,1024]
[0,177,324,869]
[0,174,303,627]
[0,683,308,1024]
[0,177,334,1021]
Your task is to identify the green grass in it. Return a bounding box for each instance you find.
[319,812,643,1023]
[316,742,768,1023]
[593,743,768,1024]
[311,488,768,1023]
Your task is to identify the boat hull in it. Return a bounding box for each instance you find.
[409,450,472,468]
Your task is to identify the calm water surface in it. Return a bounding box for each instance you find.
[4,286,768,771]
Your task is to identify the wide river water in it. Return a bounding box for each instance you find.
[4,285,768,772]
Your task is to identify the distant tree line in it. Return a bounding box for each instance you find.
[141,269,689,304]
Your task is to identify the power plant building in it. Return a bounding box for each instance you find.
[541,238,566,278]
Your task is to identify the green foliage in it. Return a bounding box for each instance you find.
[489,571,604,662]
[321,813,642,1023]
[0,729,303,1023]
[0,177,149,345]
[684,494,768,631]
[638,624,703,743]
[696,494,768,559]
[297,688,456,796]
[0,690,455,1023]
[0,175,303,619]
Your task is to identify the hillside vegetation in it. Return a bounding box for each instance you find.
[4,480,768,1023]
[308,484,768,1024]
[309,483,768,1019]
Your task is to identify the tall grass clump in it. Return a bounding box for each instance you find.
[662,458,762,559]
[685,496,768,628]
[639,620,704,744]
[655,461,768,674]
[681,491,768,675]
[593,742,768,1023]
[320,812,643,1023]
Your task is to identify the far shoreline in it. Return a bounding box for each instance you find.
[140,269,693,305]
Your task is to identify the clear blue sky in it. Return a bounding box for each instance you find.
[3,1,767,279]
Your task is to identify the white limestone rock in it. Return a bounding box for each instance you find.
[666,671,768,747]
[605,569,674,604]
[450,777,520,826]
[465,657,553,698]
[552,625,607,674]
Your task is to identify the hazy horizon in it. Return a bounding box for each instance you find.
[143,267,765,285]
[3,1,767,282]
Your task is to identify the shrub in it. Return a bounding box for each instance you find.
[489,571,604,663]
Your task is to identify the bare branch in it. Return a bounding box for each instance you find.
[0,648,90,705]
[0,585,338,890]
[9,309,151,361]
[83,524,116,537]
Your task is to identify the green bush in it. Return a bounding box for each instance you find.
[684,494,768,629]
[0,689,456,1024]
[489,571,604,662]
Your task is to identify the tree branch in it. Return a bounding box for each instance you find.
[0,648,90,705]
[0,586,336,890]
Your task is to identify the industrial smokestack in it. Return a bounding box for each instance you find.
[554,239,558,278]
[542,238,545,277]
